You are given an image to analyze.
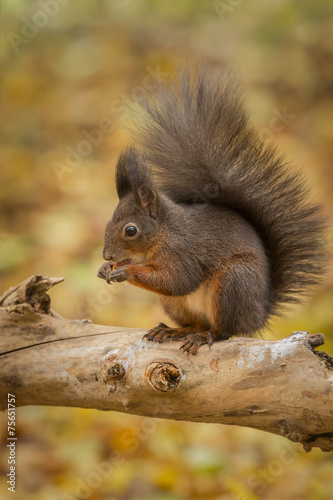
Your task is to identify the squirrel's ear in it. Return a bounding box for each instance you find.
[116,147,152,200]
[115,151,131,199]
[138,185,158,219]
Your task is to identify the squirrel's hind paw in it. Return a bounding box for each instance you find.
[143,323,174,343]
[180,332,214,356]
[143,324,197,343]
[143,326,214,354]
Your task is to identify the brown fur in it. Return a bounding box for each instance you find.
[100,69,326,355]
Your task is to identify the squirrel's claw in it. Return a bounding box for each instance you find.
[180,332,215,356]
[143,323,170,342]
[180,340,199,356]
[207,332,214,348]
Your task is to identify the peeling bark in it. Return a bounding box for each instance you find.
[0,276,332,452]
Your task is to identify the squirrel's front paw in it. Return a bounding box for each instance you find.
[107,266,128,283]
[98,260,131,284]
[97,263,128,283]
[97,262,113,281]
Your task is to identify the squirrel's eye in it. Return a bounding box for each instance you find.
[125,225,137,237]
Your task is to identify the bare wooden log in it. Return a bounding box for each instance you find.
[0,276,332,452]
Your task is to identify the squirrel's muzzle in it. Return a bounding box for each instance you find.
[103,249,113,261]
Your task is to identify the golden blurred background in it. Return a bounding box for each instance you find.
[1,1,333,499]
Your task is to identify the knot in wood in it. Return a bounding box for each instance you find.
[102,356,125,384]
[107,362,125,380]
[146,362,181,392]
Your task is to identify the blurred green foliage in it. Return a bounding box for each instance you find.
[1,0,333,499]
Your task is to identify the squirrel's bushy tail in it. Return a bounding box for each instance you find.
[132,67,326,311]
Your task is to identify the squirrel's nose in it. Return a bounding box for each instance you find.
[103,249,113,261]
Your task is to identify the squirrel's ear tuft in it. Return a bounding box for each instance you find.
[115,147,152,199]
[115,149,133,198]
[138,185,158,219]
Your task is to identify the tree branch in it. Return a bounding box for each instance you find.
[0,276,332,452]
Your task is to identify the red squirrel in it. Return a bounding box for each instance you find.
[98,68,326,355]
